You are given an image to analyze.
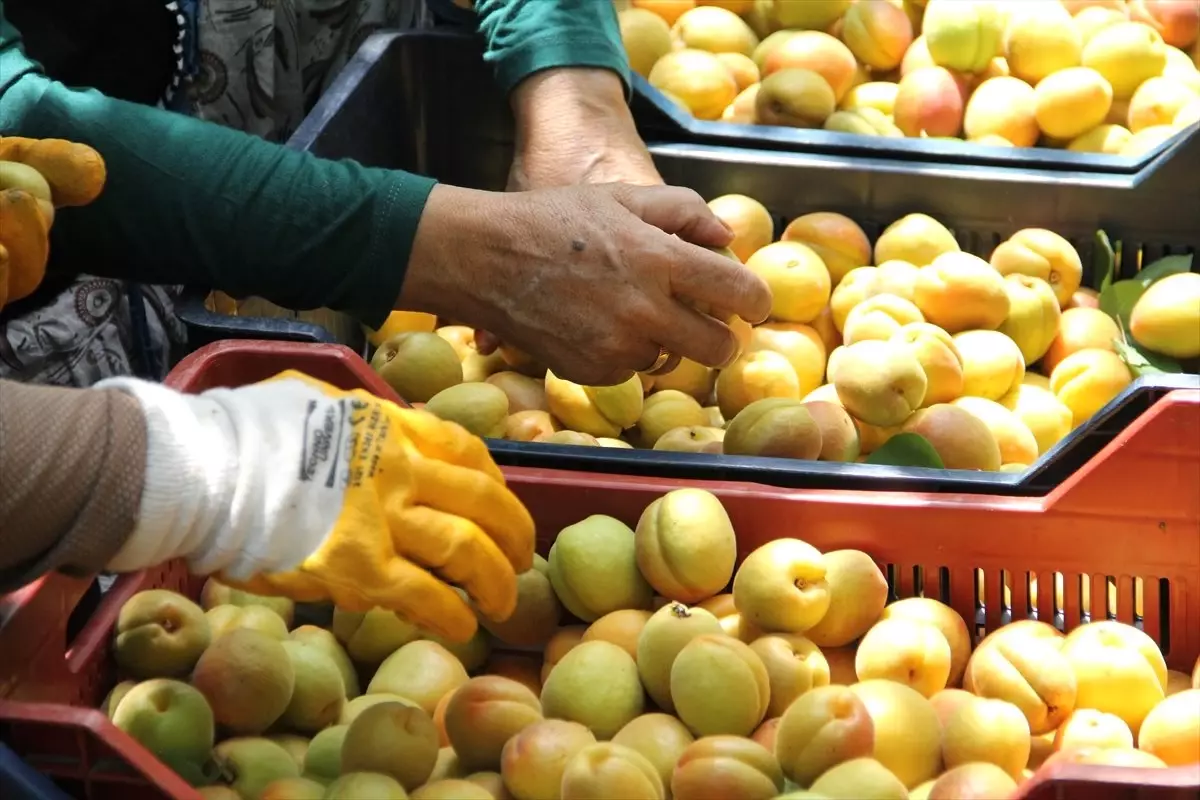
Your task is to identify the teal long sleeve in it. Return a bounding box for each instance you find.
[0,4,435,328]
[473,0,631,95]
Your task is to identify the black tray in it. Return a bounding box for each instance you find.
[284,29,1199,496]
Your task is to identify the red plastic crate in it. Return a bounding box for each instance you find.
[1,340,1196,800]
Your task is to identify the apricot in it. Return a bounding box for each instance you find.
[751,717,781,752]
[902,403,1003,471]
[780,212,872,287]
[829,267,878,331]
[1044,306,1121,372]
[734,538,832,634]
[549,515,653,623]
[927,762,1018,800]
[654,425,726,453]
[1054,708,1135,751]
[751,635,832,717]
[115,590,211,680]
[637,602,725,711]
[671,736,785,800]
[1177,97,1200,127]
[1068,122,1134,152]
[1005,3,1084,84]
[1083,22,1170,98]
[1034,67,1115,139]
[1138,688,1200,766]
[653,358,717,403]
[891,322,966,406]
[998,275,1062,367]
[832,339,928,427]
[1075,7,1131,47]
[541,641,645,740]
[802,400,861,462]
[1130,0,1200,49]
[839,81,901,116]
[951,396,1040,466]
[843,0,914,71]
[851,680,944,787]
[723,397,823,459]
[856,618,953,698]
[633,0,696,27]
[581,610,654,662]
[635,390,708,447]
[998,383,1073,456]
[442,677,543,772]
[1127,75,1197,132]
[619,8,674,78]
[1119,122,1180,154]
[842,294,925,345]
[717,52,761,92]
[672,635,770,736]
[746,241,832,323]
[673,5,759,57]
[965,630,1077,734]
[769,0,852,32]
[722,83,761,123]
[501,719,596,800]
[504,410,558,442]
[707,194,773,264]
[479,557,561,648]
[915,252,1011,333]
[774,685,875,786]
[901,34,936,76]
[534,430,601,447]
[635,487,736,605]
[922,0,1005,73]
[540,623,585,681]
[953,329,1026,401]
[894,67,967,137]
[612,714,696,792]
[1129,271,1200,358]
[964,77,1040,146]
[880,597,973,688]
[649,48,739,119]
[367,640,470,716]
[1167,669,1194,696]
[760,31,858,100]
[1061,620,1168,736]
[750,323,827,397]
[1050,347,1133,426]
[943,698,1032,777]
[930,689,977,728]
[560,742,665,800]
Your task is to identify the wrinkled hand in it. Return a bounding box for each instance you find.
[402,182,773,386]
[474,68,670,361]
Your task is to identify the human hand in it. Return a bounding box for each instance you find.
[0,137,107,310]
[101,371,535,642]
[473,68,667,360]
[400,182,773,386]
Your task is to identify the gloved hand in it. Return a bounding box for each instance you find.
[0,137,107,310]
[98,370,535,642]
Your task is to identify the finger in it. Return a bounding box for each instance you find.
[395,408,506,484]
[410,458,536,574]
[607,184,734,248]
[475,329,500,355]
[647,352,682,376]
[395,505,521,624]
[667,241,773,325]
[652,302,742,370]
[367,558,479,642]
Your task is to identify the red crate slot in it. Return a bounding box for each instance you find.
[0,340,1195,800]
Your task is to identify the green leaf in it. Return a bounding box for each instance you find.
[1135,253,1193,289]
[1099,279,1146,331]
[1095,230,1116,292]
[1113,338,1183,378]
[865,433,945,470]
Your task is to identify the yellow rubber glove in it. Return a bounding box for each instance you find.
[99,370,535,642]
[0,137,107,311]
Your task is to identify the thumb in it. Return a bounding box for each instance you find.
[608,184,735,248]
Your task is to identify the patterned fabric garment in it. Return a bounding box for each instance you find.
[189,0,419,143]
[0,0,192,386]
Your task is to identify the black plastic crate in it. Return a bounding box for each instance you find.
[284,28,1199,496]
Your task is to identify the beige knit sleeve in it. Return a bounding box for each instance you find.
[0,379,147,590]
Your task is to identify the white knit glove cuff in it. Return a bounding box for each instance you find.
[97,377,345,579]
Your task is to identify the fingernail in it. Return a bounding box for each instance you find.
[717,337,741,370]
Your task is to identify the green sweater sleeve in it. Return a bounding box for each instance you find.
[473,0,631,95]
[0,6,435,328]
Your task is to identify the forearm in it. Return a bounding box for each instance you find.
[1,10,434,327]
[0,380,146,591]
[474,0,631,95]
